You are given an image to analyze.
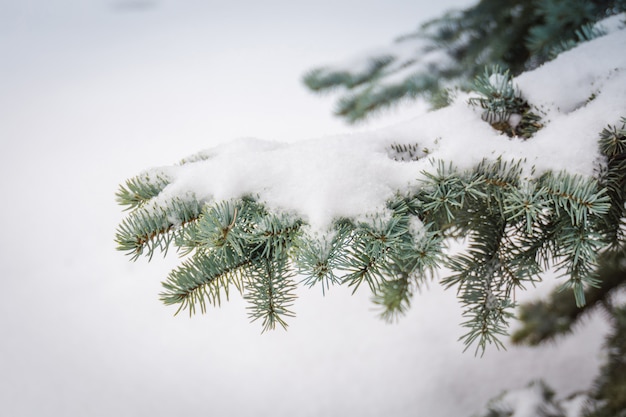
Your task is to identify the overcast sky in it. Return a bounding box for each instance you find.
[0,1,609,416]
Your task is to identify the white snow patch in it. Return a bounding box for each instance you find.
[595,12,626,33]
[138,20,626,232]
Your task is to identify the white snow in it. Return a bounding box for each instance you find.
[1,2,622,417]
[147,19,626,232]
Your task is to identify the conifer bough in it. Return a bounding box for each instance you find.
[115,120,625,354]
[116,7,626,357]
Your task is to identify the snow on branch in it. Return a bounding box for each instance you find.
[116,22,626,352]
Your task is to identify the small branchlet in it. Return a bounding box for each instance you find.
[597,117,626,247]
[115,196,203,261]
[296,226,351,294]
[115,171,171,211]
[245,256,297,332]
[468,66,543,139]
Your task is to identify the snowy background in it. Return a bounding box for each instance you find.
[0,1,612,416]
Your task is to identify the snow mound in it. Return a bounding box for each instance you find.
[142,18,626,231]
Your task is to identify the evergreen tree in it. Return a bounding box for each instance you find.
[304,0,626,121]
[115,1,626,415]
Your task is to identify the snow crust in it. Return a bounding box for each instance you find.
[146,18,626,233]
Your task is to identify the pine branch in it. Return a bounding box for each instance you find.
[160,248,251,315]
[415,157,612,352]
[296,225,352,294]
[583,306,626,417]
[115,111,626,356]
[597,117,626,247]
[512,246,626,346]
[341,213,413,294]
[115,169,172,210]
[417,160,468,227]
[333,72,442,122]
[544,172,611,226]
[181,199,264,256]
[160,199,303,326]
[303,55,394,91]
[374,276,413,322]
[526,0,595,55]
[342,235,388,294]
[548,22,608,59]
[249,213,303,259]
[468,65,543,139]
[245,256,297,332]
[366,202,444,319]
[473,381,566,417]
[444,217,517,354]
[303,1,625,122]
[115,196,202,260]
[538,173,611,306]
[158,200,270,315]
[503,180,550,235]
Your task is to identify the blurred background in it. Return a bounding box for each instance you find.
[0,1,609,416]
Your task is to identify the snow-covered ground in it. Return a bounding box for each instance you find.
[0,1,617,416]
